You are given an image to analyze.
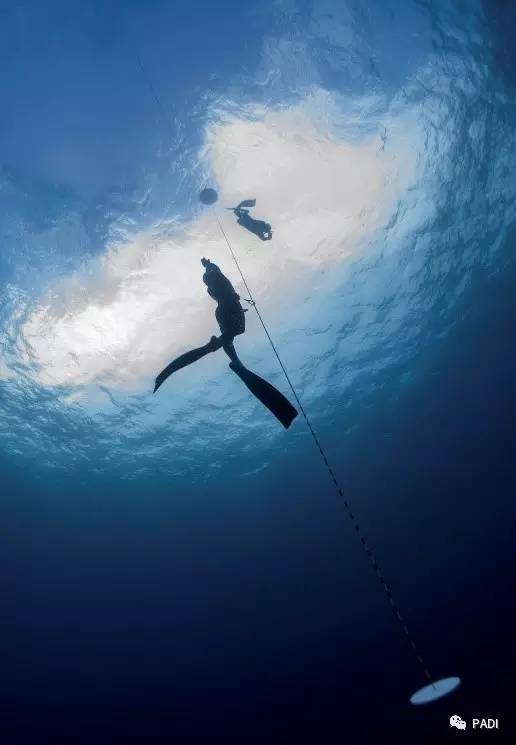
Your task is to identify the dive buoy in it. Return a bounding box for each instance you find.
[199,187,218,206]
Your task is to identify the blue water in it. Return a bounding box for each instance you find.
[1,1,515,742]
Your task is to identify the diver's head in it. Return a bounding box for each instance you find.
[201,257,210,268]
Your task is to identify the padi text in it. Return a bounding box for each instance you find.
[472,718,499,730]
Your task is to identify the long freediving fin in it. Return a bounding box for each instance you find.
[229,361,298,429]
[154,338,221,393]
[227,198,257,211]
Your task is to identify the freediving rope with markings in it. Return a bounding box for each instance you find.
[135,48,434,690]
[216,216,433,686]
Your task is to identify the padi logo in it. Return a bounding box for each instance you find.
[450,715,500,731]
[450,715,466,730]
[472,718,500,730]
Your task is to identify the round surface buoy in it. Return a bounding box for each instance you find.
[199,188,218,205]
[410,676,461,705]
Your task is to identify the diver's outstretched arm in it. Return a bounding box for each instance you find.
[154,336,222,393]
[229,360,298,429]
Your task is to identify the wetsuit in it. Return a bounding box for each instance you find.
[234,208,272,241]
[202,260,246,340]
[153,258,297,429]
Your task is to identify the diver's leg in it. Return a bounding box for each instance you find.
[154,336,223,393]
[221,336,241,365]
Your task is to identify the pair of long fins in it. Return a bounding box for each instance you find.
[154,346,298,429]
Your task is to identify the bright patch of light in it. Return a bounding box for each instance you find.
[17,89,419,392]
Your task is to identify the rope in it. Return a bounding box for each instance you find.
[135,50,178,237]
[217,214,432,684]
[134,48,434,688]
[136,51,173,128]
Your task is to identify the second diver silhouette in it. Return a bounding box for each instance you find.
[153,258,298,429]
[228,199,272,241]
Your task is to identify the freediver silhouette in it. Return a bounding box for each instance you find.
[153,258,297,429]
[228,199,272,241]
